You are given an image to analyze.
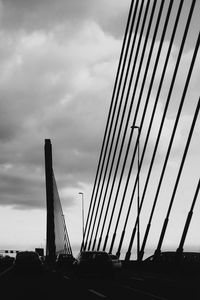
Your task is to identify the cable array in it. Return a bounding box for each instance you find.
[84,0,200,261]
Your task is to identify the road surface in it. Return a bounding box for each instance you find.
[0,265,199,299]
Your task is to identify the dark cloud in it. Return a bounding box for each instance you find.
[0,170,44,208]
[0,0,129,37]
[0,0,198,213]
[0,0,91,31]
[0,12,121,209]
[0,162,80,210]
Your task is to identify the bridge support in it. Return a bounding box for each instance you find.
[44,139,56,264]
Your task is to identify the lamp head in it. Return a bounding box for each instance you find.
[131,125,140,130]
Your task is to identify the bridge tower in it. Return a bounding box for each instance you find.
[44,139,56,263]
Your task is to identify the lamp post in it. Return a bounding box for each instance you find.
[131,125,140,261]
[79,192,85,249]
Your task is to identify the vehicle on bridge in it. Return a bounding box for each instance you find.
[142,251,200,274]
[109,254,122,270]
[0,255,14,272]
[13,251,44,273]
[73,251,113,277]
[55,253,75,272]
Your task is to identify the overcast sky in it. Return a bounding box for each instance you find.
[0,0,199,258]
[0,0,131,253]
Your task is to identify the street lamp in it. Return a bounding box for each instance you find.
[131,125,140,261]
[79,192,85,249]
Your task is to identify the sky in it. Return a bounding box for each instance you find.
[0,0,199,259]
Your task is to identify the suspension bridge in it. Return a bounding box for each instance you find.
[46,0,200,265]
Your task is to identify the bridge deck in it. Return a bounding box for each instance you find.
[0,263,199,300]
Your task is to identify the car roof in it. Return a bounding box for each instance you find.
[16,251,39,257]
[77,251,109,258]
[109,254,118,258]
[145,251,200,261]
[80,251,107,254]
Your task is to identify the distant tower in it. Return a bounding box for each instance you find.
[44,139,56,263]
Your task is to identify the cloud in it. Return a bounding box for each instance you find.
[0,0,91,31]
[0,0,199,213]
[0,18,121,209]
[0,165,44,208]
[0,0,130,37]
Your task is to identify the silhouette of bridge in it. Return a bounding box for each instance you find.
[44,0,200,269]
[44,139,73,263]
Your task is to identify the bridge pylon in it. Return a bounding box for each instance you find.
[44,139,56,264]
